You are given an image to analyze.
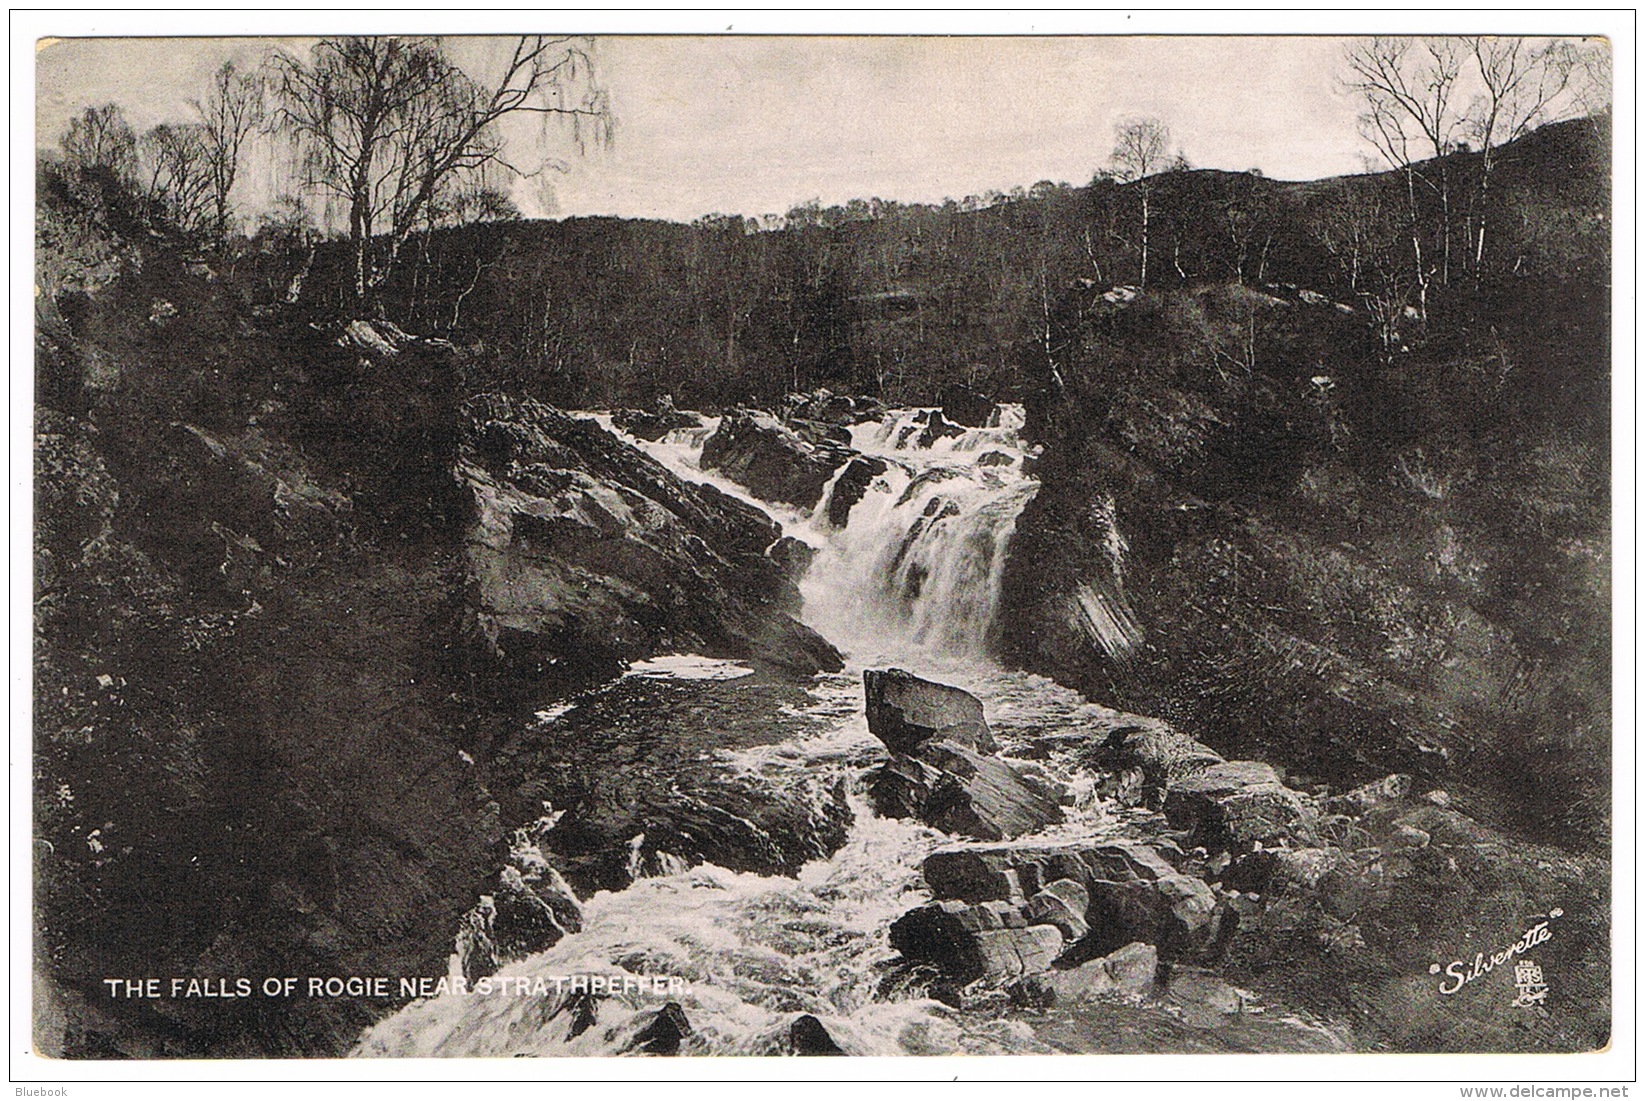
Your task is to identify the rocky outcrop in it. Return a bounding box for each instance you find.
[906,409,965,449]
[940,384,995,428]
[1324,773,1412,817]
[870,743,1063,841]
[766,535,815,586]
[887,835,1225,1000]
[1162,761,1320,852]
[864,669,1060,841]
[611,397,701,442]
[700,410,850,510]
[783,389,887,427]
[458,394,841,688]
[823,455,888,528]
[455,838,584,985]
[864,668,995,755]
[499,671,856,896]
[918,841,1225,963]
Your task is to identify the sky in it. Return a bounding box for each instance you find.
[31,32,1591,224]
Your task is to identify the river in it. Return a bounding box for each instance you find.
[354,404,1349,1057]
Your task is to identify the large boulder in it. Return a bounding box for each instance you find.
[889,899,1066,984]
[940,384,996,428]
[765,536,815,586]
[1009,941,1158,1007]
[920,840,1223,960]
[619,1001,693,1056]
[864,668,995,754]
[611,398,702,442]
[788,1014,846,1056]
[1163,761,1320,853]
[869,741,1062,841]
[700,410,850,510]
[1079,717,1223,803]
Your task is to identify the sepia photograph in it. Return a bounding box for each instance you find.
[17,11,1630,1081]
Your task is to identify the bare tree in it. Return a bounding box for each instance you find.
[1110,118,1169,288]
[60,103,138,179]
[194,61,266,240]
[1343,36,1466,302]
[1306,182,1392,293]
[139,123,213,232]
[1568,38,1613,123]
[1461,37,1578,270]
[271,35,611,307]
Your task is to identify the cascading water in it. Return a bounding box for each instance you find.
[355,403,1346,1058]
[801,406,1038,661]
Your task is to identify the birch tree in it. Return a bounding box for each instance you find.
[272,35,611,306]
[1460,37,1578,270]
[1343,36,1466,307]
[195,61,266,239]
[1110,118,1169,289]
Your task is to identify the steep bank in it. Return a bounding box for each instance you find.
[32,164,839,1056]
[1000,274,1610,851]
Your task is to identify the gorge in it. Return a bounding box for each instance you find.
[33,112,1612,1060]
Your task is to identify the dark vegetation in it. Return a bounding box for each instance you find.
[35,67,1610,1056]
[1001,117,1611,852]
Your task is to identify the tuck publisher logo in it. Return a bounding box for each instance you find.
[1429,908,1562,999]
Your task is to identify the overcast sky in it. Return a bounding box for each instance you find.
[31,33,1591,223]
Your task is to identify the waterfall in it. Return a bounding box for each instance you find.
[356,401,1339,1058]
[801,406,1038,662]
[600,404,1040,662]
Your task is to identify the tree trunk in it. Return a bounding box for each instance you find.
[1402,165,1430,322]
[1474,148,1496,272]
[1139,189,1151,289]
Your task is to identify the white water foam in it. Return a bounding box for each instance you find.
[360,401,1341,1057]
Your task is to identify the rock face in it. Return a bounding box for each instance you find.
[457,393,841,688]
[864,668,996,755]
[1163,761,1320,852]
[700,410,850,510]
